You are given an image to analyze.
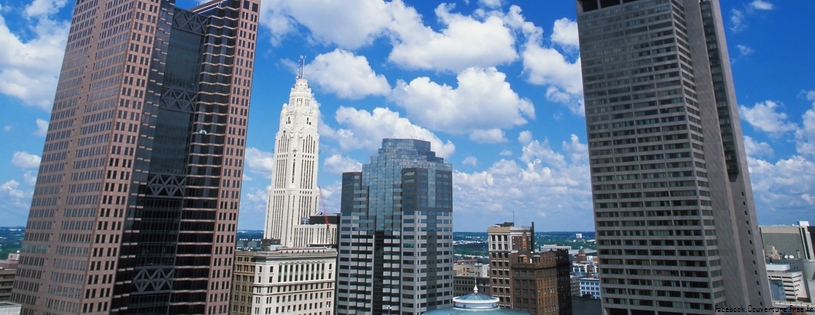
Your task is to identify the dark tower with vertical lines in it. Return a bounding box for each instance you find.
[12,1,260,314]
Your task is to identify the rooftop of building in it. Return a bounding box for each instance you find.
[422,286,529,315]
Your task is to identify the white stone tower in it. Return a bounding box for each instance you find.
[264,59,335,247]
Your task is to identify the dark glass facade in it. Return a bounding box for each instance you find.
[336,139,454,315]
[11,1,259,314]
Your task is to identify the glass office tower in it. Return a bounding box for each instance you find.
[336,139,454,315]
[11,1,260,314]
[576,0,771,314]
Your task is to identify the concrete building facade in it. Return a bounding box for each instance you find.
[336,139,454,315]
[767,264,808,302]
[454,263,490,278]
[761,222,815,260]
[488,222,535,307]
[578,278,601,300]
[230,249,337,315]
[12,0,259,314]
[0,253,18,302]
[576,0,771,313]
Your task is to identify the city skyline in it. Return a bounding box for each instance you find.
[2,0,815,232]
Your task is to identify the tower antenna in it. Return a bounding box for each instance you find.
[298,55,306,79]
[318,186,329,227]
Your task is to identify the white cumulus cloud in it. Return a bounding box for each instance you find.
[0,2,69,110]
[518,130,533,144]
[750,0,774,11]
[739,100,797,137]
[748,156,815,223]
[258,0,394,48]
[324,154,362,174]
[521,19,583,114]
[737,44,754,56]
[462,156,478,167]
[478,0,503,9]
[244,147,275,179]
[453,134,592,231]
[469,129,507,144]
[795,91,815,157]
[322,106,456,158]
[730,9,746,32]
[551,18,579,49]
[391,67,534,135]
[743,136,774,158]
[303,49,390,99]
[0,180,25,199]
[388,4,518,73]
[11,151,41,169]
[24,0,67,18]
[34,119,48,136]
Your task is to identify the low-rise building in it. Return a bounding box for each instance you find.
[768,263,808,302]
[488,222,535,308]
[510,250,572,315]
[0,302,22,315]
[577,278,600,299]
[761,222,815,260]
[454,263,489,278]
[0,253,18,302]
[230,248,337,315]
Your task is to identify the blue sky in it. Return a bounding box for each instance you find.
[1,0,813,232]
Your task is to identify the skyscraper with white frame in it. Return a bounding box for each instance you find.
[229,69,338,315]
[264,66,336,248]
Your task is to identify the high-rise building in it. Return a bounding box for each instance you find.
[336,139,454,315]
[263,67,337,248]
[576,0,772,313]
[510,250,572,315]
[12,0,260,314]
[487,222,535,307]
[229,71,337,315]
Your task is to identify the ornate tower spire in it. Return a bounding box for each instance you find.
[264,67,324,247]
[297,55,305,79]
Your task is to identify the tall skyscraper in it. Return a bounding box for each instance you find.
[12,0,260,314]
[263,67,336,248]
[487,222,535,307]
[576,0,771,314]
[228,70,338,315]
[336,139,454,315]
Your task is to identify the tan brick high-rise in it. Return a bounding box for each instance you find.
[11,0,260,314]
